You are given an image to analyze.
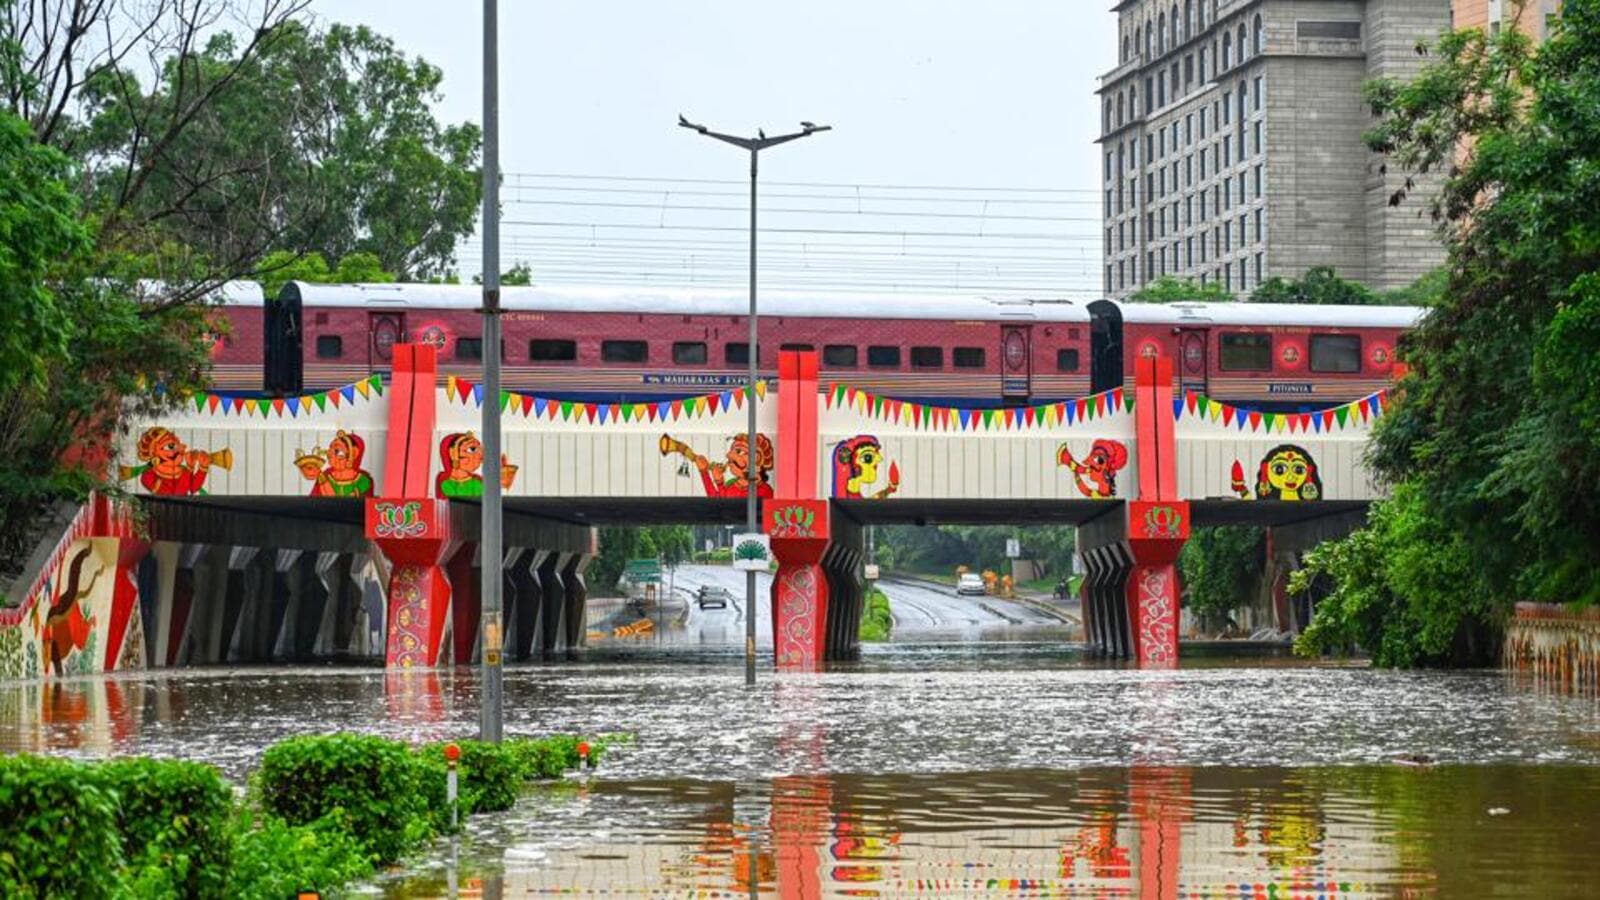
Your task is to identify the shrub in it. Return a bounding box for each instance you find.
[226,813,372,900]
[859,588,893,642]
[97,757,233,899]
[0,755,122,899]
[256,733,432,864]
[416,739,521,817]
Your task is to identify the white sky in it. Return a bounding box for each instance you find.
[310,1,1117,296]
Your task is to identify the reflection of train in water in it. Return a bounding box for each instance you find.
[206,282,1422,410]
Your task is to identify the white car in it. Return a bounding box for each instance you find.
[956,573,987,596]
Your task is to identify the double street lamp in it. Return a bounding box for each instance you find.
[679,116,831,687]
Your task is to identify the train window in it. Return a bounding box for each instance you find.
[823,345,858,367]
[602,340,649,363]
[455,337,483,361]
[780,342,815,352]
[953,347,986,369]
[910,346,943,369]
[315,335,343,359]
[1219,332,1273,371]
[1310,334,1362,373]
[1057,349,1081,372]
[725,342,757,365]
[529,339,576,362]
[867,345,901,368]
[672,342,707,365]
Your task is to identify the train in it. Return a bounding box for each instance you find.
[201,281,1422,410]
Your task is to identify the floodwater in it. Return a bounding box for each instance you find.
[4,646,1600,897]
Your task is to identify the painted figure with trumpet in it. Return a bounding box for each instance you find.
[120,426,230,496]
[660,432,774,498]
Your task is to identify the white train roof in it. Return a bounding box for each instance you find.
[278,281,1094,322]
[235,281,1427,328]
[1114,301,1426,328]
[136,279,265,304]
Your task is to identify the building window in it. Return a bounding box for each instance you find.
[455,337,483,361]
[1255,208,1265,244]
[1224,262,1233,292]
[953,347,986,369]
[529,338,577,362]
[1310,334,1363,373]
[867,345,901,368]
[602,339,649,363]
[315,335,343,359]
[1222,32,1231,69]
[910,346,944,369]
[1254,75,1264,111]
[1254,120,1263,156]
[1216,331,1267,369]
[725,342,756,365]
[823,344,858,367]
[672,341,707,364]
[1254,14,1263,54]
[1255,252,1264,283]
[1057,348,1081,372]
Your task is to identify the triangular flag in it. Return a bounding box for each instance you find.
[446,376,458,399]
[1323,411,1335,430]
[560,401,574,420]
[499,391,512,412]
[958,409,972,429]
[192,394,206,412]
[313,393,327,412]
[1248,411,1262,431]
[1313,414,1323,433]
[670,399,683,420]
[1335,405,1350,427]
[342,384,357,404]
[755,380,768,400]
[597,405,610,424]
[355,379,371,399]
[1111,388,1124,411]
[1197,396,1210,418]
[368,375,383,395]
[655,401,669,421]
[1263,413,1277,432]
[271,397,286,416]
[1222,405,1235,427]
[471,384,483,407]
[620,404,633,422]
[208,394,220,413]
[521,395,534,416]
[1173,397,1185,419]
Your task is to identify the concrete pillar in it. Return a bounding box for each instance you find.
[535,551,567,657]
[507,549,539,661]
[446,542,480,666]
[561,553,590,652]
[148,543,181,667]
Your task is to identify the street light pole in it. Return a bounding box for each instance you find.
[479,0,504,742]
[678,116,830,687]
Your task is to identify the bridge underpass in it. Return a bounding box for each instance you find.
[2,344,1393,678]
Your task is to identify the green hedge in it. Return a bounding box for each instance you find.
[1,732,619,896]
[256,733,433,864]
[99,757,233,899]
[0,754,122,899]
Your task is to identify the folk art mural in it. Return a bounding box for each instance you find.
[119,427,232,496]
[1057,439,1129,500]
[830,436,900,499]
[660,432,775,498]
[436,432,519,499]
[294,430,377,497]
[1230,445,1323,501]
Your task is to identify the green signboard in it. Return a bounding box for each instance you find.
[623,558,662,583]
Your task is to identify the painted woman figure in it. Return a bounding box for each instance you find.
[436,431,518,498]
[660,432,774,498]
[297,431,376,497]
[831,435,900,499]
[1232,444,1322,501]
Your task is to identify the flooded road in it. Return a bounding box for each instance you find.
[3,646,1599,895]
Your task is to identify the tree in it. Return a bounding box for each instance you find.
[255,251,396,297]
[1249,267,1380,305]
[1296,2,1600,664]
[1127,276,1231,303]
[1180,526,1264,631]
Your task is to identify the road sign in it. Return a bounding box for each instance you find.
[624,558,662,583]
[1006,538,1021,559]
[731,533,772,571]
[864,563,880,581]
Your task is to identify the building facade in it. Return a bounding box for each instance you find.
[1098,1,1452,300]
[1451,0,1562,37]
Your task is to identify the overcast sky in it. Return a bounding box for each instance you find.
[309,1,1117,296]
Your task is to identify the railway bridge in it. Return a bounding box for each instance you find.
[0,347,1389,678]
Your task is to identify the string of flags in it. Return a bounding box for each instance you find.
[824,383,1134,431]
[444,376,771,424]
[1174,389,1389,433]
[190,375,383,417]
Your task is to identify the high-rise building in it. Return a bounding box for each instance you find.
[1097,1,1452,300]
[1451,0,1562,38]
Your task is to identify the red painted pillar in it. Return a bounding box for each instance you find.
[446,543,480,664]
[367,343,456,668]
[768,350,831,670]
[95,497,149,671]
[1130,354,1188,668]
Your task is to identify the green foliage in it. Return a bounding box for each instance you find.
[256,733,433,865]
[0,110,85,396]
[1302,0,1600,663]
[416,739,521,817]
[255,250,398,296]
[97,757,233,899]
[593,526,695,593]
[1127,275,1232,302]
[1179,526,1264,627]
[1248,266,1381,305]
[1294,484,1500,666]
[877,525,1075,579]
[859,588,893,642]
[0,755,121,899]
[225,814,372,900]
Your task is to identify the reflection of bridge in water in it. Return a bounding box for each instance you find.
[2,346,1392,677]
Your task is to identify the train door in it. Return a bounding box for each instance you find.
[264,286,303,396]
[1176,326,1210,395]
[1000,324,1032,406]
[368,312,406,371]
[1088,300,1124,394]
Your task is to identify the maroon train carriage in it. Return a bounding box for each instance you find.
[204,282,1423,411]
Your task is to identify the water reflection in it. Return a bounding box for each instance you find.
[385,765,1600,898]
